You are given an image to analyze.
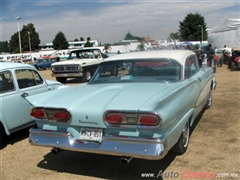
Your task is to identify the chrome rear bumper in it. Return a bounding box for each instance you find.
[29,127,168,160]
[51,72,83,77]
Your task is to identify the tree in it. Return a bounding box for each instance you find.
[52,31,69,50]
[178,12,207,41]
[137,40,145,51]
[9,23,40,53]
[169,32,180,41]
[80,37,85,41]
[21,23,40,52]
[84,41,93,47]
[0,41,10,53]
[102,43,112,53]
[9,32,21,53]
[124,32,142,41]
[84,37,93,47]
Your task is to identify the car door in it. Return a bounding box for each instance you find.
[185,55,208,111]
[14,68,51,124]
[45,58,51,69]
[0,70,23,131]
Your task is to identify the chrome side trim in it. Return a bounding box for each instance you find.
[29,127,168,160]
[211,78,217,90]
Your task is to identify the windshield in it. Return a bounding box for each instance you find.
[89,59,181,84]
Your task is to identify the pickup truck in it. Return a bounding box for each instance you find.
[51,48,108,83]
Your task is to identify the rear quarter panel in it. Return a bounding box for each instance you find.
[139,80,200,149]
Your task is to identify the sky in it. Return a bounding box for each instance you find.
[1,0,240,45]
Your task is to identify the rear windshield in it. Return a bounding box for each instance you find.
[89,59,181,84]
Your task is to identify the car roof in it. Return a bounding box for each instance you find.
[104,50,195,65]
[70,47,102,52]
[0,62,34,71]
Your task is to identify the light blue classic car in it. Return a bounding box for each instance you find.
[27,50,216,164]
[0,62,66,145]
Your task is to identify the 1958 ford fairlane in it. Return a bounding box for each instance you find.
[27,50,216,164]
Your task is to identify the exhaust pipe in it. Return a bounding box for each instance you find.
[51,148,62,155]
[119,157,133,165]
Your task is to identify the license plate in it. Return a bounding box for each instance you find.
[79,128,103,142]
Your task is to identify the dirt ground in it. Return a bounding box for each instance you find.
[0,65,239,180]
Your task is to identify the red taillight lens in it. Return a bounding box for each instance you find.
[106,113,123,123]
[139,115,159,126]
[30,108,45,119]
[54,111,70,121]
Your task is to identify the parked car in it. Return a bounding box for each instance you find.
[51,48,108,83]
[0,62,67,145]
[33,58,57,70]
[27,50,216,164]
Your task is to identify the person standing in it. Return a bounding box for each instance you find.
[206,44,215,68]
[197,50,204,68]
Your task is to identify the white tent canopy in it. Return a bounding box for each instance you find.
[208,19,240,49]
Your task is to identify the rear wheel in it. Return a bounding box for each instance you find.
[56,77,67,83]
[37,66,43,70]
[171,121,190,155]
[83,69,92,82]
[0,125,4,145]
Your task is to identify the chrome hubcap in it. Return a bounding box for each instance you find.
[86,72,91,80]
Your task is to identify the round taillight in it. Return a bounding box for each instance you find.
[54,111,70,121]
[106,113,123,123]
[30,109,45,118]
[139,115,158,126]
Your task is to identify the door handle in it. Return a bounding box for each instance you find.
[21,92,29,98]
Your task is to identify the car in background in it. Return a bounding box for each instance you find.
[0,62,67,145]
[33,58,58,70]
[51,48,108,83]
[27,50,216,164]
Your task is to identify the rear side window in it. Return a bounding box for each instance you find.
[68,49,102,59]
[184,55,199,79]
[15,69,44,89]
[0,71,15,93]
